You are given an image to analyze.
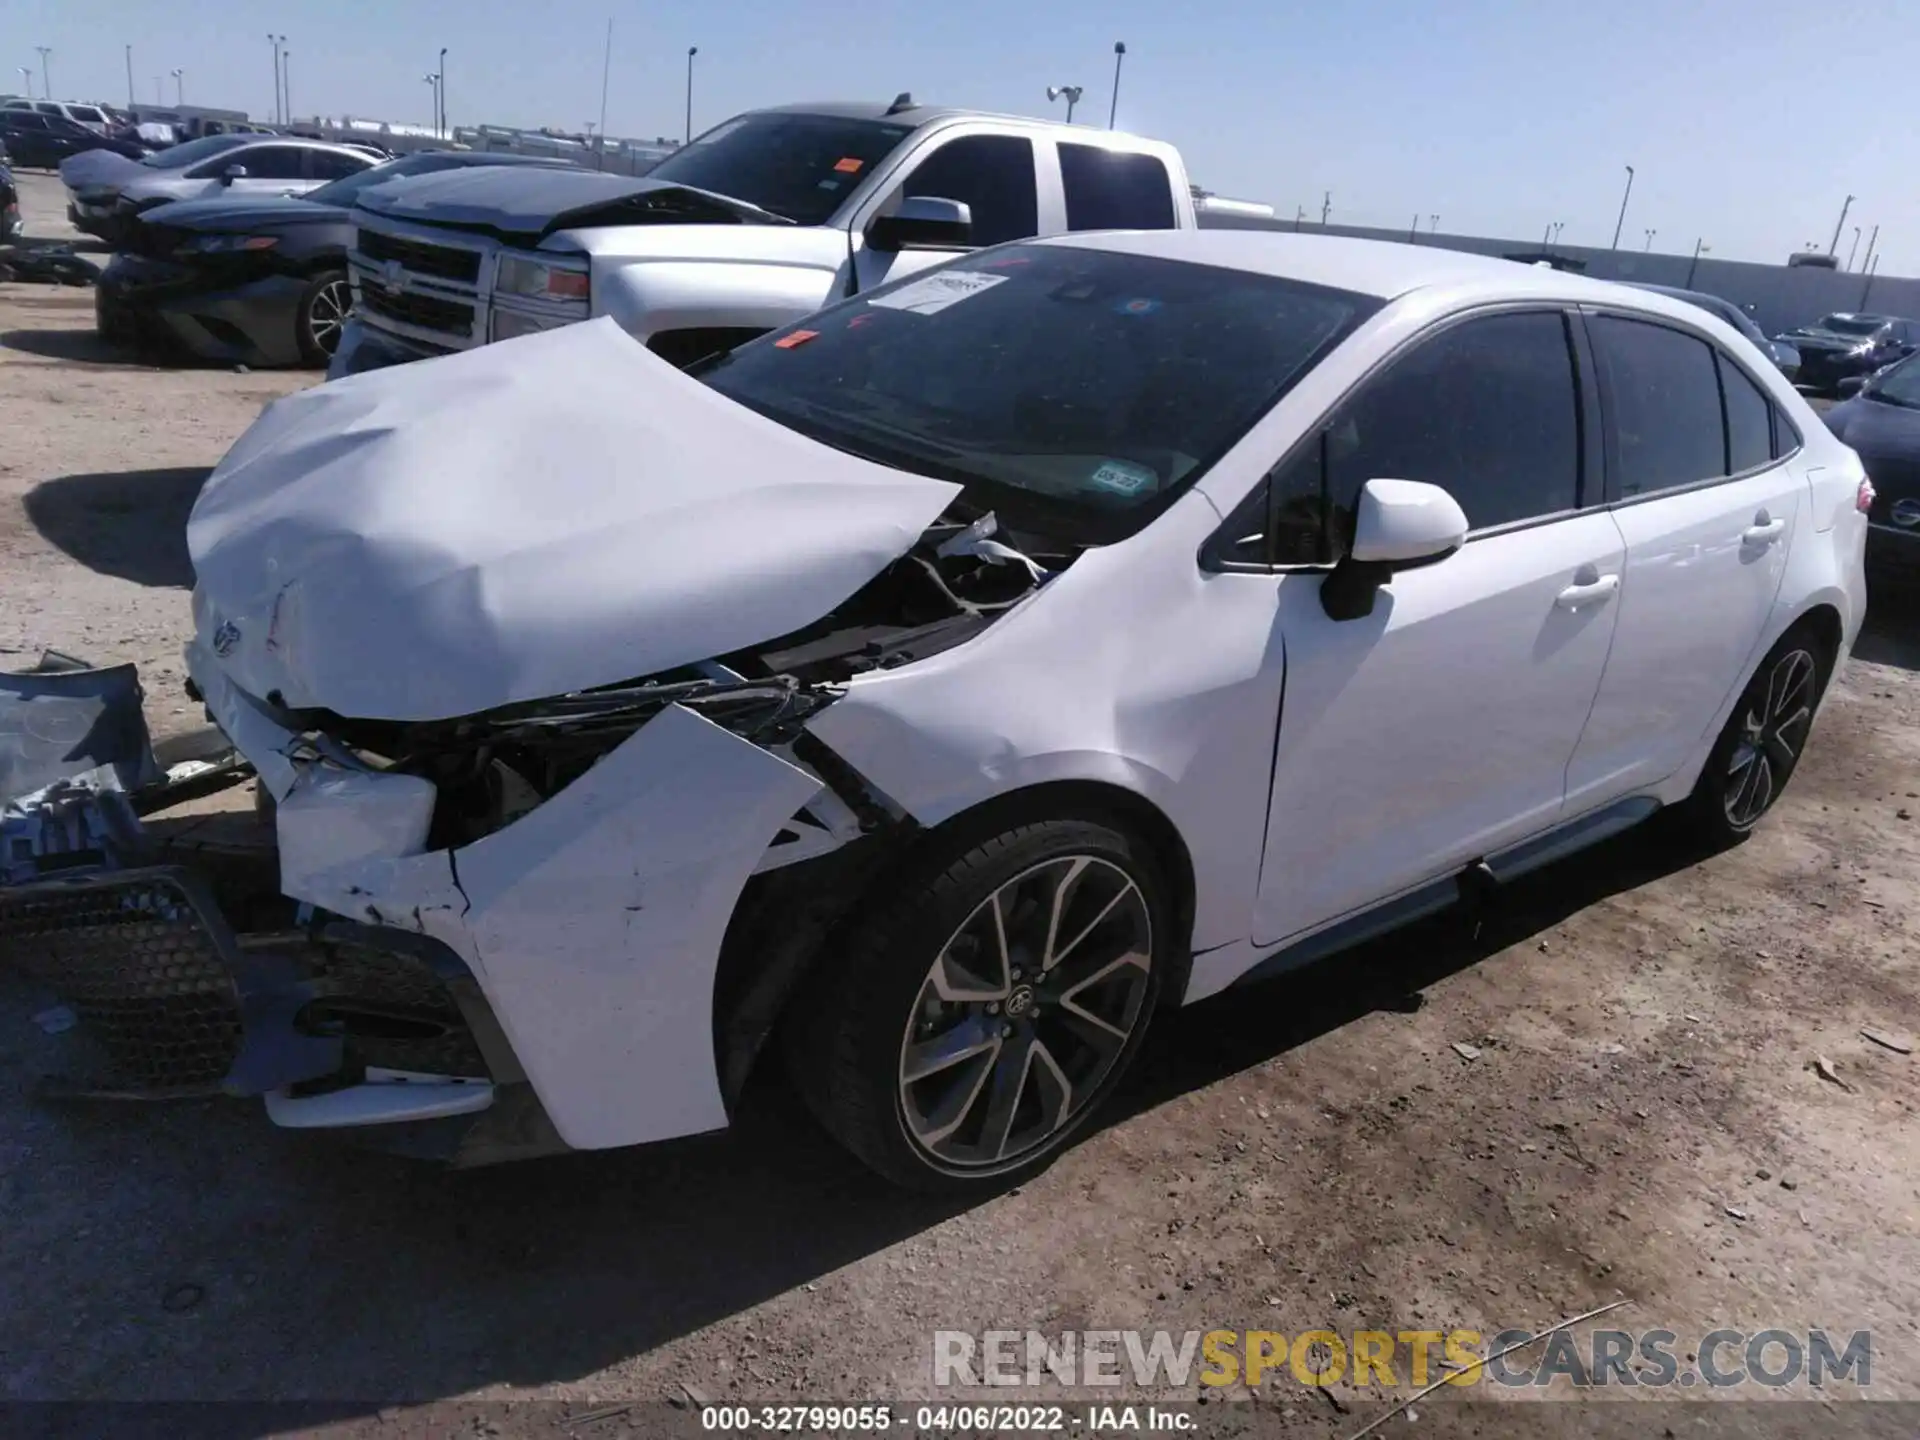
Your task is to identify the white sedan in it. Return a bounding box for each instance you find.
[20,232,1873,1190]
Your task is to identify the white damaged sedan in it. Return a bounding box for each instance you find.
[12,232,1868,1189]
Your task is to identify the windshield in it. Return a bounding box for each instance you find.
[644,112,914,225]
[1816,314,1888,337]
[1867,354,1920,410]
[306,152,483,206]
[140,133,252,170]
[699,243,1378,542]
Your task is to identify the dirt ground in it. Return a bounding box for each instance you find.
[2,169,1917,1435]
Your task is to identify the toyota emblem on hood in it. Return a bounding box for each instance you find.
[211,619,242,657]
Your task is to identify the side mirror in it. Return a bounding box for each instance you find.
[1836,375,1869,399]
[867,195,973,253]
[1321,478,1468,621]
[222,163,248,185]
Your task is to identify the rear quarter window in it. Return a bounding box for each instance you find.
[1058,144,1177,231]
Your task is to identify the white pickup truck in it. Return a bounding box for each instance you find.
[328,95,1197,377]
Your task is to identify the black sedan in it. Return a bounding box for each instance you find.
[96,150,577,368]
[1624,282,1801,380]
[1823,352,1920,583]
[0,110,151,169]
[1775,312,1920,394]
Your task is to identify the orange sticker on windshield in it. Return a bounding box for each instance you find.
[834,157,864,173]
[775,330,819,349]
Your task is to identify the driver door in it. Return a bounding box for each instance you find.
[849,133,1040,294]
[1251,309,1627,947]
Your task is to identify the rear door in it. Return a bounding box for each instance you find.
[1564,312,1806,806]
[1055,141,1179,232]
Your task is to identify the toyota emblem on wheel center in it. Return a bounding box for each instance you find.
[1892,498,1920,527]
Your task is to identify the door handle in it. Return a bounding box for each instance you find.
[1555,574,1620,610]
[1743,515,1786,545]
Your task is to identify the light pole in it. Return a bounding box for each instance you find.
[1046,84,1083,123]
[1109,41,1125,128]
[685,46,697,144]
[280,49,290,122]
[595,18,612,168]
[1862,223,1881,275]
[1861,253,1881,309]
[171,68,184,106]
[1429,214,1439,232]
[1828,194,1855,257]
[268,36,282,123]
[1610,165,1634,250]
[1321,190,1332,225]
[1408,212,1421,243]
[423,74,440,132]
[1686,237,1710,287]
[35,46,51,99]
[438,47,447,137]
[125,44,134,108]
[16,67,31,101]
[1293,205,1305,232]
[1643,227,1656,251]
[1846,225,1862,272]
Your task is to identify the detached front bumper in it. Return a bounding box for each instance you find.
[2,638,831,1160]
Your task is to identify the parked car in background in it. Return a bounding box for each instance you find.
[10,234,1863,1190]
[1,150,21,242]
[98,150,580,368]
[1775,313,1920,394]
[0,109,151,168]
[61,133,256,234]
[330,95,1197,377]
[1823,351,1920,583]
[65,137,379,244]
[1624,282,1800,381]
[2,98,114,133]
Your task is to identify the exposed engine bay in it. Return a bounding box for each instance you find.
[267,512,1077,851]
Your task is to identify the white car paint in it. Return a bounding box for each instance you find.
[185,230,1868,1156]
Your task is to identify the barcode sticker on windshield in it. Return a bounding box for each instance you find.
[866,270,1008,315]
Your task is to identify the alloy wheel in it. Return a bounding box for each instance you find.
[307,280,351,356]
[897,855,1153,1171]
[1723,647,1817,829]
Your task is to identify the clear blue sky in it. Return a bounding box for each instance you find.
[10,0,1912,272]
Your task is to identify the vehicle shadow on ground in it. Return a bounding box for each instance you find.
[5,806,1716,1413]
[22,466,208,587]
[0,325,133,365]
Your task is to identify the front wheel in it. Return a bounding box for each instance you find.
[296,270,352,366]
[1680,624,1830,843]
[790,815,1171,1192]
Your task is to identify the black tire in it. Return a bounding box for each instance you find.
[296,269,352,367]
[1678,621,1832,844]
[789,813,1172,1192]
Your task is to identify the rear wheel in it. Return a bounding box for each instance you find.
[296,270,352,366]
[790,814,1170,1192]
[1680,623,1830,843]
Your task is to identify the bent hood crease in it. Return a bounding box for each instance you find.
[187,318,960,721]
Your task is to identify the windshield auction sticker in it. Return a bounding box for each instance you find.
[866,271,1008,315]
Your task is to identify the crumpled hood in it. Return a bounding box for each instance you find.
[353,167,783,245]
[187,318,960,722]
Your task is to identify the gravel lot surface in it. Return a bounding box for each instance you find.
[2,170,1917,1437]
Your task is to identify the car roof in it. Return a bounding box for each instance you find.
[1035,229,1700,311]
[751,99,1156,139]
[226,137,375,159]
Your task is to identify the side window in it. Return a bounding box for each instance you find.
[235,146,310,181]
[1771,406,1802,461]
[35,103,62,116]
[1588,315,1726,497]
[1058,144,1177,231]
[895,135,1038,247]
[1718,353,1773,474]
[14,114,49,131]
[308,150,369,181]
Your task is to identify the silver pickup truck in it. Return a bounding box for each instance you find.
[329,95,1197,377]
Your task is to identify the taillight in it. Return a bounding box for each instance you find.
[1857,477,1876,515]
